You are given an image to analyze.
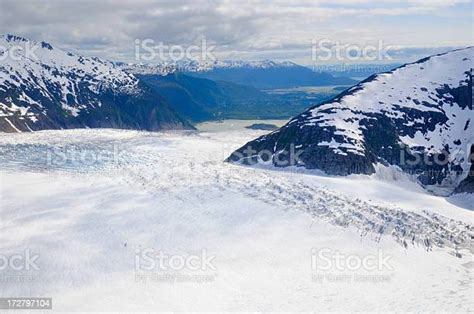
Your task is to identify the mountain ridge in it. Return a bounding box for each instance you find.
[227,47,473,193]
[116,59,357,89]
[0,34,194,132]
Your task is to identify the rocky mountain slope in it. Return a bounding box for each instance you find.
[139,72,268,121]
[138,72,327,122]
[0,35,193,132]
[228,47,473,193]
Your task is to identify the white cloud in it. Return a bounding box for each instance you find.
[0,0,471,63]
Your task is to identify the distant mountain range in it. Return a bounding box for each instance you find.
[118,59,357,89]
[0,35,193,132]
[0,35,356,132]
[137,72,335,122]
[184,61,357,89]
[228,47,473,193]
[115,60,350,122]
[139,72,269,122]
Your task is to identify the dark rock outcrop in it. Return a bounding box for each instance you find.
[456,145,474,193]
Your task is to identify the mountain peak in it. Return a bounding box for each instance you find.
[227,47,473,194]
[1,34,53,48]
[2,34,30,43]
[0,35,192,132]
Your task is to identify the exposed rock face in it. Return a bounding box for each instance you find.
[227,47,473,192]
[455,145,474,193]
[0,35,193,132]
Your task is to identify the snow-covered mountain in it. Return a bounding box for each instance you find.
[185,60,356,89]
[228,47,474,193]
[114,61,178,76]
[0,35,193,132]
[115,59,299,75]
[117,59,356,89]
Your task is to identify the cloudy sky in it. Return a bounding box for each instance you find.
[0,0,472,65]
